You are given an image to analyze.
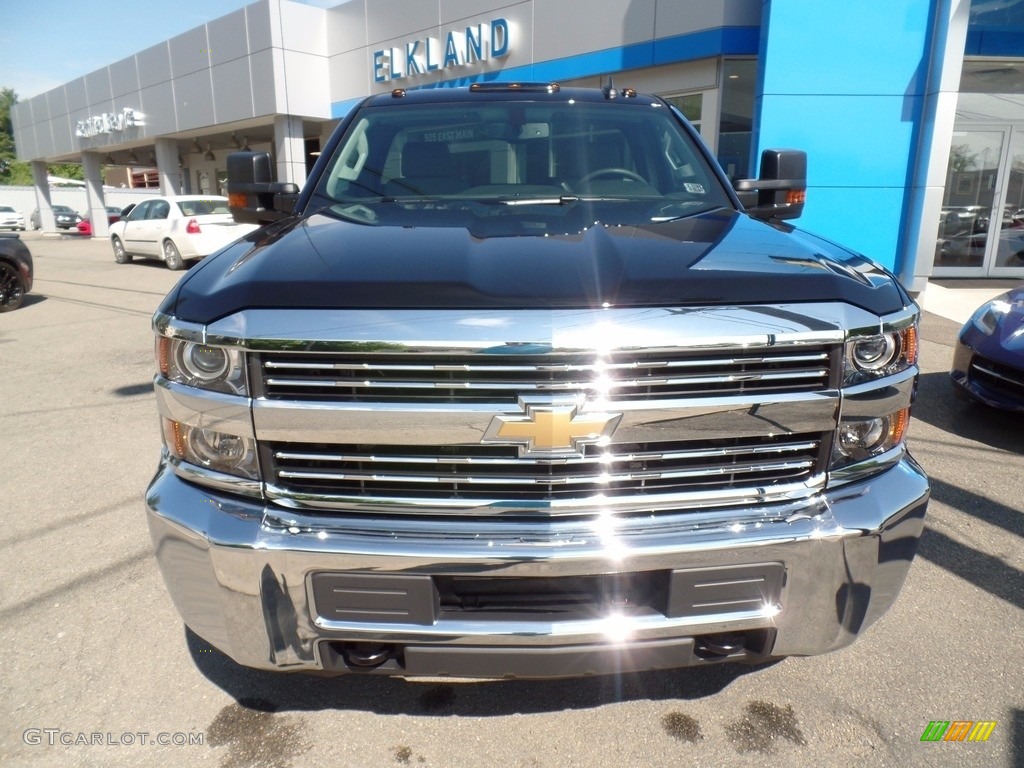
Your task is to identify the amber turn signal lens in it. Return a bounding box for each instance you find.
[786,189,806,205]
[228,192,247,208]
[161,418,188,458]
[888,408,910,445]
[156,336,170,376]
[901,325,918,366]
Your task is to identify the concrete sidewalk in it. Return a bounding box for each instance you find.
[918,279,1020,325]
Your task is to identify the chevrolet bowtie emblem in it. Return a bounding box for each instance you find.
[482,397,622,457]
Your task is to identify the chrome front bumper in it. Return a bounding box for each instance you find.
[146,456,928,677]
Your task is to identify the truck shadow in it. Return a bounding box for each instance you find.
[911,371,1024,455]
[185,627,779,716]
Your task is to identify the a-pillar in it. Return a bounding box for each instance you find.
[155,138,181,196]
[274,115,307,189]
[82,151,109,238]
[31,161,55,231]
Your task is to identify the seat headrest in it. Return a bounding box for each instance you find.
[402,141,450,178]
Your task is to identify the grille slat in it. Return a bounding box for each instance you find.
[971,358,1024,397]
[267,435,824,502]
[257,348,832,403]
[263,354,828,373]
[277,459,816,485]
[273,441,820,467]
[265,369,827,391]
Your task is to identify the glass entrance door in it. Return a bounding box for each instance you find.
[990,127,1024,274]
[934,127,1024,276]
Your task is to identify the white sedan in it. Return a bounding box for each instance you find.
[108,195,258,270]
[0,205,25,231]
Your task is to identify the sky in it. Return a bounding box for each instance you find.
[0,0,336,101]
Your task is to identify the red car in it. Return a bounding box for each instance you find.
[76,206,123,236]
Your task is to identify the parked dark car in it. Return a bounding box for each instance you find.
[30,205,82,230]
[951,286,1024,411]
[0,233,33,311]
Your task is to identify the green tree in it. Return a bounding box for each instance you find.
[0,87,85,185]
[948,143,979,174]
[48,163,85,181]
[0,88,18,177]
[0,88,15,152]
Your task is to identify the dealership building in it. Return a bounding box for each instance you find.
[11,0,1024,290]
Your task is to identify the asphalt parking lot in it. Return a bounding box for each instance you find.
[1,230,1021,767]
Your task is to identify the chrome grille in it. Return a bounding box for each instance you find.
[255,347,833,403]
[265,434,826,503]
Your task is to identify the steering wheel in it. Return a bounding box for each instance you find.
[579,168,647,184]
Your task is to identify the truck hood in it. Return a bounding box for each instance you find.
[167,207,910,323]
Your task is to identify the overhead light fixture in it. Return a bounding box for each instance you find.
[128,150,139,164]
[192,139,203,153]
[242,136,251,152]
[104,153,116,164]
[178,154,184,167]
[148,152,156,165]
[204,144,216,161]
[231,134,242,149]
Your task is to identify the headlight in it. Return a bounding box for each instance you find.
[179,343,229,379]
[157,337,247,395]
[970,295,1012,336]
[851,335,897,370]
[844,325,917,385]
[831,408,909,468]
[162,418,259,480]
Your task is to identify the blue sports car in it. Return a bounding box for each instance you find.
[951,286,1024,411]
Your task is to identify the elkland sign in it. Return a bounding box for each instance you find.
[373,18,511,82]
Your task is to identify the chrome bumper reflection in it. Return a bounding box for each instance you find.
[146,455,928,675]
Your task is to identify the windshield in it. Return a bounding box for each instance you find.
[176,198,230,216]
[311,99,732,232]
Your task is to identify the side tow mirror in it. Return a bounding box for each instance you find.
[734,149,807,221]
[227,151,299,225]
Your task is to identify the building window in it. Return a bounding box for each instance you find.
[718,59,756,181]
[663,93,703,135]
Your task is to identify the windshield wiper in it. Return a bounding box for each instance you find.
[498,195,577,206]
[495,195,634,206]
[649,204,728,222]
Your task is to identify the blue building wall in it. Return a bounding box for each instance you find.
[753,0,938,272]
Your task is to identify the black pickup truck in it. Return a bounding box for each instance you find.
[146,83,928,678]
